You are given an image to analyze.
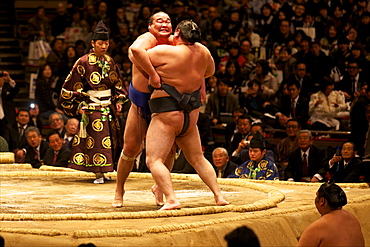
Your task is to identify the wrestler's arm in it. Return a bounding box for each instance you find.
[201,44,215,102]
[129,33,161,88]
[203,44,216,78]
[147,45,173,68]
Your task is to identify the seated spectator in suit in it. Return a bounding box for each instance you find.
[63,118,78,149]
[227,115,252,154]
[239,80,275,122]
[228,137,279,180]
[286,130,327,182]
[225,108,247,145]
[336,60,367,102]
[4,109,32,163]
[275,119,301,180]
[24,126,49,168]
[29,103,43,132]
[290,62,315,98]
[43,131,70,167]
[49,113,66,137]
[232,124,275,164]
[308,77,347,131]
[212,147,237,178]
[328,142,365,183]
[275,80,310,129]
[205,79,240,126]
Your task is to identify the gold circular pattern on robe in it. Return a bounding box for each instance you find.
[72,135,80,146]
[61,88,73,99]
[97,85,107,91]
[92,119,103,131]
[93,153,107,166]
[77,65,85,75]
[90,72,101,85]
[102,137,111,149]
[115,79,123,90]
[109,71,118,83]
[88,53,98,65]
[73,82,84,91]
[61,101,73,109]
[73,153,85,165]
[86,136,95,149]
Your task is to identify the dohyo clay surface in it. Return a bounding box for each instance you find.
[0,163,369,247]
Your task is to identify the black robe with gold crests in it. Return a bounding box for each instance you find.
[60,50,127,173]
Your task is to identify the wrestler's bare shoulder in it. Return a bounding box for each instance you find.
[131,32,158,49]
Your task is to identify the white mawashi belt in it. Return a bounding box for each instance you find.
[87,89,111,107]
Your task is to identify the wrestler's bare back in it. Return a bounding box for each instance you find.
[147,42,214,99]
[298,209,365,247]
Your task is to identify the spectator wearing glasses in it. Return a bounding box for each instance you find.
[336,60,367,102]
[212,147,237,178]
[48,112,66,137]
[24,126,49,168]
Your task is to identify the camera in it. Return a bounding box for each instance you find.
[30,103,36,109]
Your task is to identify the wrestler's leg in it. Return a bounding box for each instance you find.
[146,115,181,210]
[151,144,176,206]
[176,126,229,206]
[113,103,147,207]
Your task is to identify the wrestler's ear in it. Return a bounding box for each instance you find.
[174,29,180,37]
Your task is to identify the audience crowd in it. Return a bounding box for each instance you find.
[1,0,370,182]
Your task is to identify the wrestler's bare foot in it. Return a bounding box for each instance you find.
[215,195,230,206]
[159,200,182,210]
[112,191,124,208]
[151,184,164,206]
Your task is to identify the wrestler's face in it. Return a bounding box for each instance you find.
[92,40,109,57]
[48,133,63,151]
[249,148,266,163]
[148,12,172,39]
[26,131,42,148]
[212,149,229,168]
